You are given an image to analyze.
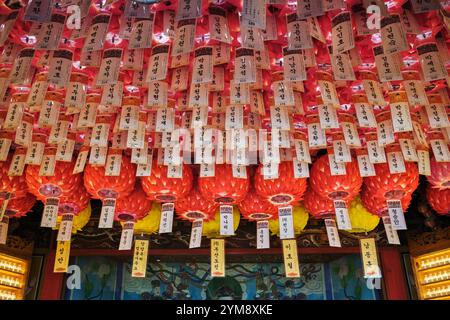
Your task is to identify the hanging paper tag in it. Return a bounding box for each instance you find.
[331,11,354,54]
[119,221,135,251]
[256,220,270,249]
[360,238,382,279]
[48,117,70,145]
[317,73,340,108]
[386,148,406,174]
[333,139,351,163]
[0,137,12,162]
[283,48,307,81]
[307,120,327,149]
[293,158,310,178]
[192,46,213,84]
[41,198,59,228]
[387,200,407,230]
[73,147,89,174]
[172,19,196,56]
[417,43,447,82]
[230,81,250,105]
[417,147,431,176]
[380,15,408,55]
[282,239,300,278]
[89,146,107,166]
[399,138,418,162]
[53,241,71,273]
[402,73,429,106]
[136,153,153,177]
[99,198,116,229]
[241,25,264,51]
[39,149,57,176]
[57,213,74,242]
[286,14,313,50]
[189,219,203,249]
[9,48,34,85]
[220,205,234,236]
[325,218,342,247]
[100,82,123,109]
[278,206,294,240]
[189,82,209,107]
[424,100,450,129]
[356,149,376,177]
[333,200,352,230]
[389,93,413,133]
[328,153,346,176]
[24,0,52,22]
[0,12,18,46]
[0,216,8,245]
[340,117,362,147]
[105,149,122,176]
[354,102,377,129]
[146,44,170,82]
[360,73,386,106]
[123,49,144,71]
[83,14,111,52]
[234,48,256,84]
[56,137,76,162]
[376,114,396,147]
[429,137,450,162]
[96,48,123,86]
[8,148,26,176]
[159,203,174,234]
[27,79,48,111]
[373,46,403,82]
[129,15,155,49]
[211,239,225,277]
[36,13,66,50]
[296,0,324,19]
[294,138,311,163]
[131,239,149,278]
[25,140,45,165]
[209,6,231,44]
[382,216,400,245]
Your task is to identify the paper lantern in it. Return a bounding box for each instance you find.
[361,187,412,218]
[198,164,249,205]
[303,187,335,219]
[346,196,380,233]
[426,186,450,215]
[175,188,217,221]
[26,160,82,201]
[83,155,136,200]
[115,184,152,222]
[0,157,29,199]
[54,203,91,234]
[426,158,450,190]
[363,162,419,200]
[269,205,309,237]
[2,193,36,218]
[57,185,90,217]
[202,206,240,238]
[238,190,277,221]
[254,161,307,206]
[141,163,193,203]
[132,203,161,235]
[310,154,362,202]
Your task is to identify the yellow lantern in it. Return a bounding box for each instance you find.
[269,205,309,236]
[202,206,241,238]
[347,196,380,233]
[129,203,161,235]
[53,204,92,234]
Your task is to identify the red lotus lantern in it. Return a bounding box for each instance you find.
[426,158,450,190]
[115,184,152,222]
[198,164,249,205]
[141,163,193,203]
[361,188,412,218]
[254,161,307,206]
[310,154,363,202]
[303,188,335,219]
[363,162,419,200]
[84,155,136,228]
[238,190,277,221]
[426,186,450,215]
[175,188,217,221]
[57,185,91,217]
[2,193,36,218]
[25,160,82,201]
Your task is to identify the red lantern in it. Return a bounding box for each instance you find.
[361,188,412,218]
[26,160,82,201]
[141,163,193,203]
[175,188,218,221]
[2,193,36,218]
[254,161,307,206]
[310,154,362,201]
[0,156,29,199]
[238,190,277,221]
[426,158,450,190]
[198,164,249,205]
[84,155,136,200]
[57,185,91,217]
[363,162,419,200]
[303,188,335,219]
[426,186,450,215]
[115,184,152,222]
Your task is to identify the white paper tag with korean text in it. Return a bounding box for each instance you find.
[189,220,203,249]
[99,198,116,229]
[328,153,346,176]
[256,220,270,249]
[387,151,406,174]
[382,216,400,245]
[333,200,352,230]
[325,218,342,247]
[387,200,407,230]
[56,214,74,242]
[41,198,59,228]
[278,206,295,240]
[119,222,135,250]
